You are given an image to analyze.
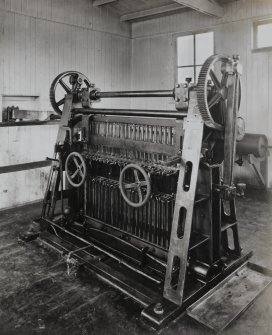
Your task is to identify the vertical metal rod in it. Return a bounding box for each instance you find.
[165,199,170,248]
[162,197,166,248]
[156,196,161,245]
[126,190,130,233]
[152,195,156,244]
[147,196,152,242]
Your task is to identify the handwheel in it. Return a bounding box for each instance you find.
[50,71,91,115]
[197,54,241,131]
[119,164,151,208]
[65,152,87,188]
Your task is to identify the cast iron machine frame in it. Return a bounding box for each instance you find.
[22,54,252,329]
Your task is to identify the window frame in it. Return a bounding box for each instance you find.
[174,30,214,84]
[253,18,272,52]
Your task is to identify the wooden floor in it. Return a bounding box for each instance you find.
[0,192,272,335]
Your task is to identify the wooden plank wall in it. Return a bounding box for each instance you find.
[0,125,58,166]
[131,0,272,187]
[0,0,132,112]
[0,124,59,209]
[0,0,132,210]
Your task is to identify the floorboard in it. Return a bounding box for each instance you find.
[0,192,271,335]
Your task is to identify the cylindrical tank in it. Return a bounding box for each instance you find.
[236,133,268,158]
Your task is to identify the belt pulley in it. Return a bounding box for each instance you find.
[50,71,92,115]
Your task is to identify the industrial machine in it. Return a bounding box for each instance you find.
[21,54,272,331]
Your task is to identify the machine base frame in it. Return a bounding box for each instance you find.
[21,216,253,330]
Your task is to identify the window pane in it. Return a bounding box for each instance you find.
[178,67,195,83]
[177,35,194,66]
[195,32,214,65]
[257,23,272,48]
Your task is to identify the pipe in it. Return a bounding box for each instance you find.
[91,90,174,99]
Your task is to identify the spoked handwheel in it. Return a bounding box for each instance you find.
[65,152,87,188]
[119,164,151,208]
[50,71,91,115]
[197,54,241,131]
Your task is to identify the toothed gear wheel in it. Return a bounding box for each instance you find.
[50,71,91,115]
[197,54,241,131]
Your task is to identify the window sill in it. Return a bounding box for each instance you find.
[252,46,272,53]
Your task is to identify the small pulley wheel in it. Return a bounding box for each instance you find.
[119,164,151,208]
[50,71,91,115]
[197,54,241,131]
[65,152,87,188]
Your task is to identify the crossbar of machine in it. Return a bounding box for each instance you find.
[73,109,185,118]
[90,90,174,99]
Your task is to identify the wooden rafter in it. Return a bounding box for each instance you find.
[120,3,185,22]
[172,0,223,17]
[93,0,117,7]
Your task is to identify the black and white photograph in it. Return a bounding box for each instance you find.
[0,0,272,334]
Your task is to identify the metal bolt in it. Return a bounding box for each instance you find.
[175,98,180,102]
[154,302,164,315]
[175,84,180,88]
[183,83,188,88]
[233,54,240,61]
[64,207,71,216]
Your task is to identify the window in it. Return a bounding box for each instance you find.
[253,19,272,49]
[176,31,214,83]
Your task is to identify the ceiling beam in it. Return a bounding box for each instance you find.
[93,0,117,7]
[172,0,223,17]
[120,3,185,22]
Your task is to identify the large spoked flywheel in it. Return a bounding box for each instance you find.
[50,71,91,115]
[197,55,241,131]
